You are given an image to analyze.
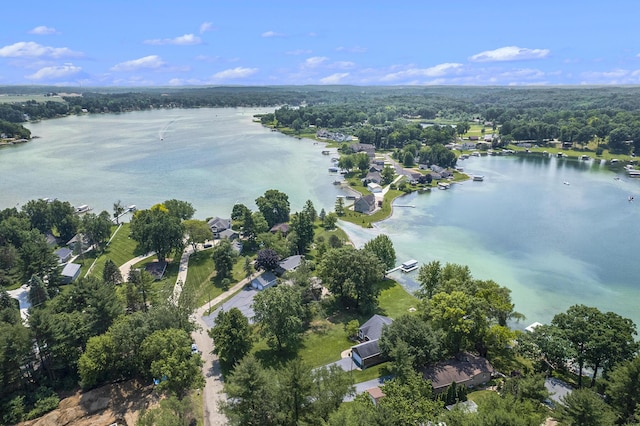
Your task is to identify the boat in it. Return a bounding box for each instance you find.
[75,204,91,214]
[321,150,330,155]
[400,259,419,273]
[437,182,450,190]
[581,155,590,160]
[473,175,484,181]
[332,180,342,185]
[628,170,640,178]
[611,158,619,164]
[563,181,570,185]
[127,205,137,211]
[328,167,339,173]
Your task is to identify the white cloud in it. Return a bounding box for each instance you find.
[336,46,367,53]
[304,56,328,68]
[144,34,202,46]
[286,49,312,56]
[261,30,285,38]
[28,26,59,35]
[26,64,81,80]
[469,46,550,62]
[0,41,82,58]
[211,67,258,80]
[381,63,463,81]
[111,55,165,72]
[320,73,349,84]
[498,68,545,79]
[200,22,215,34]
[332,61,356,70]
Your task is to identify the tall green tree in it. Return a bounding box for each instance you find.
[606,354,640,424]
[112,200,125,225]
[102,258,122,285]
[288,211,314,255]
[163,199,195,220]
[80,210,113,248]
[212,239,235,280]
[379,314,443,370]
[363,234,396,271]
[208,308,252,372]
[253,285,305,351]
[255,189,290,228]
[141,328,204,397]
[220,354,276,425]
[416,260,442,299]
[130,205,185,263]
[554,388,616,426]
[183,219,211,252]
[302,199,317,223]
[317,246,385,313]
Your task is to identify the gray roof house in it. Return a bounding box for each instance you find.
[54,247,73,264]
[218,229,239,240]
[251,271,278,291]
[354,194,376,214]
[276,255,303,275]
[61,263,81,284]
[351,314,394,369]
[358,314,393,341]
[208,217,231,238]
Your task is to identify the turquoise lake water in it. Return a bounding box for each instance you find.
[1,108,638,327]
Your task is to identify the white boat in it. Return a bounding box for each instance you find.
[127,205,137,211]
[473,175,484,181]
[563,181,570,185]
[437,182,450,190]
[401,259,418,273]
[628,170,640,178]
[75,204,91,213]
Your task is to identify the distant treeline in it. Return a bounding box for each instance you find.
[2,85,640,152]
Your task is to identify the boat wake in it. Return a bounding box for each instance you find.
[159,118,178,140]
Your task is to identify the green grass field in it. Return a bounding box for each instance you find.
[0,94,65,103]
[86,223,138,279]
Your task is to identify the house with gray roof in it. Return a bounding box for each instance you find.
[207,217,231,239]
[354,194,376,214]
[61,263,81,284]
[218,229,239,240]
[351,314,394,369]
[276,255,303,275]
[251,271,277,291]
[54,247,73,264]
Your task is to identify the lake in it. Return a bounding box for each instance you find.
[1,109,639,327]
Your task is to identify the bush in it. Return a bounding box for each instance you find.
[26,395,60,420]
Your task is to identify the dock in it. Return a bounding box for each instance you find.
[386,259,419,274]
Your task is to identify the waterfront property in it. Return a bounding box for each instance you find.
[422,352,495,394]
[208,217,231,239]
[400,259,418,273]
[351,314,394,369]
[354,194,376,214]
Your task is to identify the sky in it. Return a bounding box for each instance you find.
[1,1,639,87]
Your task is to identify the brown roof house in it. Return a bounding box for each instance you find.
[354,194,376,214]
[351,315,393,369]
[422,352,495,394]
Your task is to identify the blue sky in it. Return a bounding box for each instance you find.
[1,1,639,87]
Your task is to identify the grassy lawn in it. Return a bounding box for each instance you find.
[504,142,635,162]
[338,188,405,228]
[467,389,496,405]
[87,223,138,279]
[254,280,419,377]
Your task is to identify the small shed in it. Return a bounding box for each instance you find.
[61,263,81,284]
[367,387,385,405]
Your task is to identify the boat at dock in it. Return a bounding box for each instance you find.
[74,204,91,214]
[437,182,450,190]
[400,259,419,273]
[473,175,484,181]
[321,150,330,155]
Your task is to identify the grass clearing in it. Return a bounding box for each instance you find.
[87,223,138,279]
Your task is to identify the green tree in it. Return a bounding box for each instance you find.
[102,258,122,285]
[363,233,396,270]
[220,354,276,425]
[78,332,118,388]
[324,212,338,229]
[310,364,355,421]
[416,260,442,299]
[276,359,314,425]
[112,200,125,225]
[141,328,204,397]
[130,205,185,263]
[253,285,305,351]
[381,165,395,185]
[424,290,475,354]
[377,373,442,425]
[555,388,616,426]
[22,199,51,234]
[334,197,345,216]
[163,199,195,220]
[255,189,290,228]
[81,210,113,248]
[49,199,78,242]
[606,354,640,424]
[255,248,280,271]
[379,314,443,370]
[183,219,211,252]
[317,246,385,313]
[137,395,198,426]
[17,229,60,283]
[208,308,253,372]
[288,211,314,255]
[302,199,317,223]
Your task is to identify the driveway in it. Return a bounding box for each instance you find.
[202,286,259,327]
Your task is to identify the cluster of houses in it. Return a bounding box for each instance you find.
[352,314,496,406]
[316,129,353,143]
[53,233,90,284]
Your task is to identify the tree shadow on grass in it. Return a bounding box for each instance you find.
[254,345,301,369]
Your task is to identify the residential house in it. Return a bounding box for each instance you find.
[367,182,383,193]
[208,217,231,239]
[218,229,239,240]
[44,233,57,247]
[351,314,393,369]
[276,255,303,275]
[270,223,290,235]
[362,170,382,185]
[350,143,376,159]
[251,271,277,291]
[66,234,89,251]
[354,194,376,214]
[54,247,73,264]
[422,352,495,394]
[61,263,81,284]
